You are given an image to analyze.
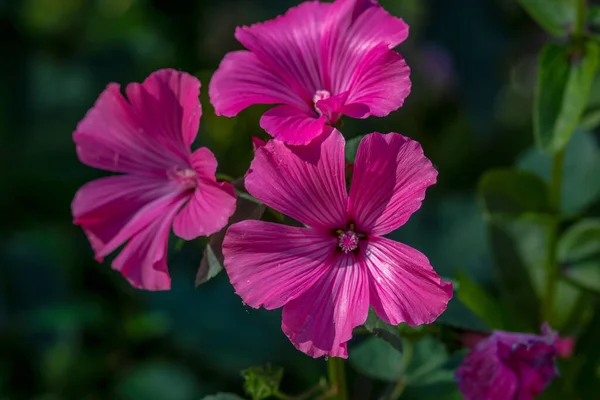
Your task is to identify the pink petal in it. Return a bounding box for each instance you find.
[282,253,369,358]
[363,236,452,327]
[252,136,267,152]
[349,132,437,235]
[222,220,336,309]
[345,44,411,117]
[234,1,332,101]
[209,51,309,117]
[322,0,409,94]
[112,197,186,291]
[245,128,348,229]
[259,105,327,145]
[188,147,218,180]
[172,179,236,240]
[74,69,201,175]
[72,175,181,259]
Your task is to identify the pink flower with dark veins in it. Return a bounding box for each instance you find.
[222,128,452,358]
[72,69,236,291]
[209,0,411,145]
[455,324,560,400]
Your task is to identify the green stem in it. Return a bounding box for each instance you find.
[389,340,414,400]
[327,357,348,400]
[543,148,564,322]
[574,0,587,37]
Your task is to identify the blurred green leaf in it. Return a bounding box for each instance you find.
[25,302,104,332]
[241,365,283,400]
[558,219,600,293]
[344,135,365,163]
[115,362,202,400]
[589,5,600,26]
[579,109,600,130]
[201,395,246,400]
[517,0,576,36]
[456,272,509,330]
[479,169,549,217]
[435,296,490,332]
[518,131,600,215]
[534,42,600,153]
[42,341,75,389]
[363,308,403,353]
[405,336,449,384]
[124,312,170,341]
[349,337,403,382]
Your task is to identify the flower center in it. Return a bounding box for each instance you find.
[170,167,197,189]
[313,90,331,115]
[338,230,359,253]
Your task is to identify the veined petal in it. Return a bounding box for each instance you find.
[245,128,348,229]
[188,147,218,179]
[112,197,186,291]
[74,69,201,175]
[259,105,326,145]
[72,175,180,259]
[222,220,336,309]
[282,253,369,358]
[209,51,309,117]
[234,1,332,101]
[349,133,437,235]
[345,45,411,117]
[363,236,452,326]
[322,0,409,94]
[173,179,236,240]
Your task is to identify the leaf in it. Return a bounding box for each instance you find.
[363,308,403,353]
[456,272,509,330]
[196,178,265,286]
[349,337,403,382]
[344,135,364,163]
[534,41,600,153]
[241,365,283,400]
[517,0,576,36]
[479,169,549,217]
[579,109,600,130]
[405,336,449,383]
[558,219,600,293]
[201,394,246,400]
[518,131,600,215]
[434,296,490,332]
[115,362,201,400]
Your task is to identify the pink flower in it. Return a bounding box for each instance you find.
[209,0,411,145]
[556,336,574,358]
[72,69,236,291]
[455,324,559,400]
[222,128,452,358]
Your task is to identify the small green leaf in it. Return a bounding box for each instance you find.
[534,42,600,153]
[579,109,600,130]
[479,169,549,217]
[435,296,490,332]
[349,337,403,382]
[518,0,576,36]
[456,272,510,330]
[405,336,450,384]
[558,219,600,293]
[201,394,246,400]
[363,308,403,353]
[345,135,365,163]
[241,365,283,400]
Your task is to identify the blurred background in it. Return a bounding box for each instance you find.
[1,0,599,399]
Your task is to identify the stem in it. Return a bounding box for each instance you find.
[383,339,414,400]
[543,148,564,322]
[574,0,587,37]
[327,357,348,400]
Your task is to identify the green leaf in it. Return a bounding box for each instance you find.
[589,5,600,26]
[349,337,403,382]
[479,168,549,217]
[534,42,600,153]
[518,0,576,36]
[558,219,600,293]
[363,308,403,353]
[201,395,246,400]
[115,362,201,400]
[241,365,283,400]
[405,336,449,384]
[518,131,600,215]
[579,109,600,130]
[456,272,510,330]
[435,296,490,332]
[345,135,365,163]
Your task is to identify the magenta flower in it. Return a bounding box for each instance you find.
[222,128,452,358]
[455,324,559,400]
[209,0,411,145]
[72,69,236,291]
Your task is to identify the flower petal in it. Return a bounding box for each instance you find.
[345,44,411,117]
[74,69,201,175]
[234,1,332,101]
[322,0,409,94]
[209,51,309,117]
[112,198,186,291]
[172,179,236,240]
[281,253,369,358]
[363,236,452,326]
[259,105,326,145]
[349,133,437,235]
[222,220,336,310]
[245,128,348,229]
[72,175,180,259]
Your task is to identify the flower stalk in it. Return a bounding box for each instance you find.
[327,357,348,400]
